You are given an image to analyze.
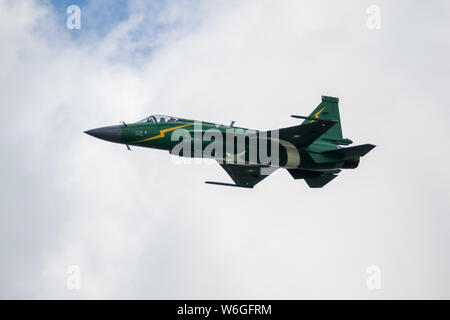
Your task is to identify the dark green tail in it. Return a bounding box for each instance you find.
[302,96,352,145]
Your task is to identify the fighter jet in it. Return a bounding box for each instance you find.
[85,96,375,188]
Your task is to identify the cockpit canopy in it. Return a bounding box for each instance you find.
[138,115,182,123]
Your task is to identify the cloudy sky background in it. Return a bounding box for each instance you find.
[0,0,449,299]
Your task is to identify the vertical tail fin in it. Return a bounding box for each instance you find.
[302,96,345,142]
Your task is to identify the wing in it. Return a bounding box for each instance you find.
[205,162,278,188]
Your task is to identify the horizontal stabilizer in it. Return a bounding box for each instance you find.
[305,174,338,188]
[323,144,376,158]
[287,169,340,188]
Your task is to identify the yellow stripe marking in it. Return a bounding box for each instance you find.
[310,106,326,123]
[134,123,194,143]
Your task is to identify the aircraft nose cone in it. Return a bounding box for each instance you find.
[84,125,121,143]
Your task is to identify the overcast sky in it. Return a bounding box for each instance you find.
[0,0,449,299]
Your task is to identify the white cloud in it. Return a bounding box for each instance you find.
[0,0,449,298]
